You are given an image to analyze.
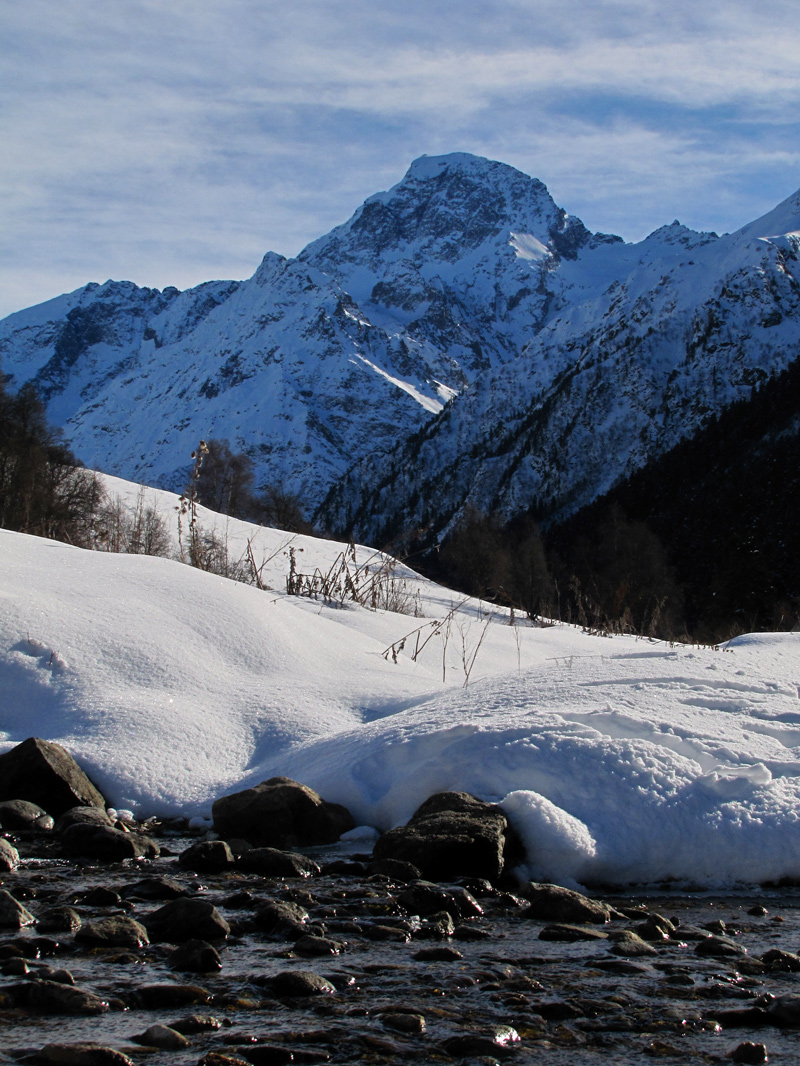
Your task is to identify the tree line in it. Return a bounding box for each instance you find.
[3,360,797,645]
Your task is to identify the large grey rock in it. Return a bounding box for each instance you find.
[10,979,109,1014]
[212,776,354,847]
[144,897,230,943]
[253,899,309,938]
[60,822,159,861]
[519,882,613,924]
[0,798,54,831]
[55,806,115,833]
[179,839,236,872]
[0,738,106,816]
[75,916,150,949]
[372,791,520,882]
[236,846,320,878]
[268,970,336,996]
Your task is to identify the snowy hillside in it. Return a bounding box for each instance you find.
[2,478,800,887]
[2,154,799,535]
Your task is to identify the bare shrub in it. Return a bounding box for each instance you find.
[96,488,170,557]
[285,542,421,616]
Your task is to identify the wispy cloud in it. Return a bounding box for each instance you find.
[2,0,799,318]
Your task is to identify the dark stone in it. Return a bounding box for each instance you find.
[412,945,463,961]
[212,777,354,848]
[120,874,189,901]
[767,993,800,1027]
[135,983,213,1008]
[74,916,149,949]
[200,1054,251,1066]
[368,858,422,881]
[55,807,115,832]
[79,887,123,907]
[397,881,482,920]
[0,837,20,871]
[33,966,75,985]
[253,899,309,937]
[36,1044,135,1066]
[293,934,343,956]
[372,790,517,882]
[695,935,747,958]
[145,898,231,943]
[10,979,109,1014]
[609,930,658,956]
[0,888,36,928]
[169,939,223,973]
[710,1007,771,1029]
[268,969,336,996]
[0,738,106,816]
[167,1014,224,1034]
[60,823,159,861]
[239,1049,294,1066]
[179,839,236,872]
[761,948,800,971]
[416,911,455,939]
[729,1041,769,1063]
[538,923,609,942]
[440,1028,519,1057]
[530,999,583,1020]
[381,1011,426,1034]
[0,798,54,830]
[362,922,411,942]
[131,1024,189,1049]
[634,913,675,940]
[320,859,368,876]
[237,846,320,878]
[519,882,613,924]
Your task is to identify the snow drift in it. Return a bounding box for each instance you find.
[2,480,800,888]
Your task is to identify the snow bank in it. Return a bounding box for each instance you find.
[2,493,800,887]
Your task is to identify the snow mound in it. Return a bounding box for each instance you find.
[2,483,800,888]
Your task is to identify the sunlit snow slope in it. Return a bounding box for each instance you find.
[2,478,800,887]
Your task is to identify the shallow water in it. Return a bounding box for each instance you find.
[2,833,800,1065]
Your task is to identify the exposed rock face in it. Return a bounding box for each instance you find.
[211,777,354,848]
[0,738,106,817]
[371,791,521,882]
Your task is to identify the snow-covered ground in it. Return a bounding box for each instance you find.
[2,475,800,888]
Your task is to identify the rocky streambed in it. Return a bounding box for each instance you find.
[2,820,800,1066]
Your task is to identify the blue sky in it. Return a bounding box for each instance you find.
[2,0,799,320]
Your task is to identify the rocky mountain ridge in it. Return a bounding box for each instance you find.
[1,153,798,537]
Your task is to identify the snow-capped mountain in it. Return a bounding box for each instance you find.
[315,167,800,542]
[1,153,799,532]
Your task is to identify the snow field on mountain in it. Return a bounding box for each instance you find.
[2,476,800,887]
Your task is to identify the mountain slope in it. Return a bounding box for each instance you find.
[318,183,800,542]
[1,154,799,533]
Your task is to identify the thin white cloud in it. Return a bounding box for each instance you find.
[1,0,799,318]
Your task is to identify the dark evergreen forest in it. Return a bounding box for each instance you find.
[424,354,800,643]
